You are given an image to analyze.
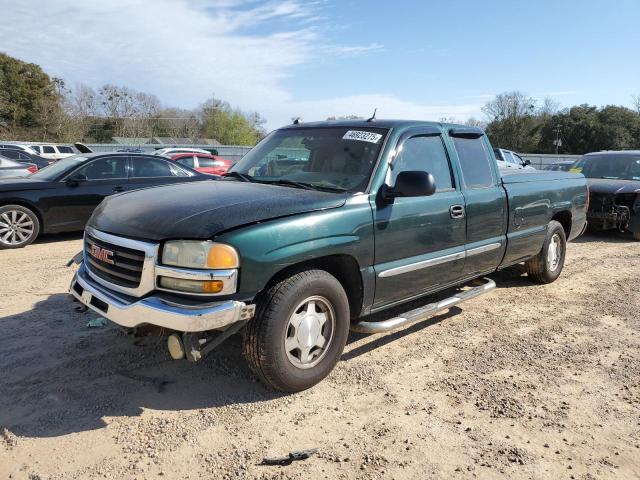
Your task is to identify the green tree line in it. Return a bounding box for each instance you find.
[481,91,640,154]
[0,53,266,145]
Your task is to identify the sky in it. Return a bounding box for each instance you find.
[1,0,639,130]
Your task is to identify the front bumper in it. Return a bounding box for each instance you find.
[70,263,255,332]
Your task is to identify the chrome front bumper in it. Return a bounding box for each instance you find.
[70,263,255,332]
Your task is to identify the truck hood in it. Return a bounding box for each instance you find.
[0,177,51,192]
[586,178,640,195]
[88,180,348,241]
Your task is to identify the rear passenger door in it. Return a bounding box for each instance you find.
[127,156,196,191]
[448,130,507,277]
[372,128,466,308]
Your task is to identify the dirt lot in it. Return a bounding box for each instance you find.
[0,231,639,480]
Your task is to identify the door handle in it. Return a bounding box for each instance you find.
[113,186,124,192]
[450,204,465,219]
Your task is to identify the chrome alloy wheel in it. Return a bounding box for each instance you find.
[0,210,35,246]
[284,295,336,369]
[547,233,562,271]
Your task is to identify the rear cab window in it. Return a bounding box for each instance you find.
[451,133,496,188]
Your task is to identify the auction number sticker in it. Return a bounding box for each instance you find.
[343,130,383,143]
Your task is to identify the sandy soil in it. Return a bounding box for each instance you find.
[0,230,639,480]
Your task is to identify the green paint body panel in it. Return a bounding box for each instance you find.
[215,120,588,318]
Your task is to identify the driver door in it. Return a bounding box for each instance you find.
[46,155,129,231]
[372,129,466,309]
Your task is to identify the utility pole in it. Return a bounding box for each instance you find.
[553,125,562,155]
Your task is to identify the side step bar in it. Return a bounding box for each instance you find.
[350,277,496,334]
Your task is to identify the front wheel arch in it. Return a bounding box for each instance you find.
[257,254,364,320]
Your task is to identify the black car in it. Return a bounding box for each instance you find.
[0,153,209,248]
[572,151,640,240]
[0,147,51,170]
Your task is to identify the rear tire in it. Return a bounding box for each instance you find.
[243,269,350,392]
[633,231,640,241]
[0,205,40,249]
[525,220,566,284]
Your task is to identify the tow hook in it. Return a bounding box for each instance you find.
[168,320,248,362]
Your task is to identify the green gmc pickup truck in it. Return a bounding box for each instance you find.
[69,120,588,392]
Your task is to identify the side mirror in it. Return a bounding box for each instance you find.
[523,159,531,166]
[382,171,436,200]
[66,174,88,186]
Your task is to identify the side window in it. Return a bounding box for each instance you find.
[452,136,495,188]
[131,158,189,178]
[176,156,196,168]
[393,136,453,191]
[1,150,20,159]
[42,146,55,154]
[74,157,127,180]
[31,146,41,154]
[57,146,74,154]
[503,151,516,164]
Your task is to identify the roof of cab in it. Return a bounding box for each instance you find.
[281,118,481,132]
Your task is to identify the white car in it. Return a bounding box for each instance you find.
[0,143,38,155]
[152,147,211,157]
[494,148,535,170]
[30,144,76,161]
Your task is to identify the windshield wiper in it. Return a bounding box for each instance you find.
[267,179,347,192]
[222,171,254,182]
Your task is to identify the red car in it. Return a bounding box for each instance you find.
[169,153,232,176]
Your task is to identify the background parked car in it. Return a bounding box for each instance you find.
[0,143,39,155]
[29,144,76,161]
[570,150,640,240]
[544,160,576,172]
[0,157,36,177]
[0,153,209,249]
[153,147,211,157]
[493,148,535,170]
[169,153,232,175]
[0,147,51,170]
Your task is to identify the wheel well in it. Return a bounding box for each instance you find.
[262,255,364,320]
[552,210,572,237]
[0,201,44,230]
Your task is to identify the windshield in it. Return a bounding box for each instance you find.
[574,154,640,180]
[30,155,88,180]
[230,127,388,192]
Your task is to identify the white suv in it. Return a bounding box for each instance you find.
[494,148,535,170]
[30,144,76,161]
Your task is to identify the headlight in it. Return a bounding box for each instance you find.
[162,240,239,269]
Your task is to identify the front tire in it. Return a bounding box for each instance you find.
[633,231,640,242]
[0,205,40,249]
[525,220,566,284]
[243,270,350,392]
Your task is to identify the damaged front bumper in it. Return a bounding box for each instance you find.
[69,262,255,332]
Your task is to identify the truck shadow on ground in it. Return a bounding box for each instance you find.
[34,231,83,245]
[0,265,537,439]
[572,230,635,243]
[0,293,286,439]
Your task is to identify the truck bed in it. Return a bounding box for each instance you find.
[500,170,588,267]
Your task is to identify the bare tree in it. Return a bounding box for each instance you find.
[632,94,640,114]
[482,91,539,151]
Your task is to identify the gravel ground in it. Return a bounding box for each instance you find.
[0,231,638,480]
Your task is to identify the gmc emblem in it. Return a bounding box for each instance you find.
[89,244,115,265]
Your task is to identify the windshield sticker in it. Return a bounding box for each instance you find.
[343,130,383,144]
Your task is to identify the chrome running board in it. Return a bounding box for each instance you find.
[350,277,496,334]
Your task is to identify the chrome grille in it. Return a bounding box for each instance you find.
[85,234,145,288]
